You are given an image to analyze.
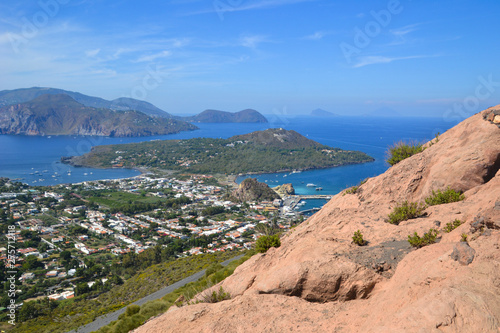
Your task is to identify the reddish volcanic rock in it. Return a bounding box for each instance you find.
[135,107,500,333]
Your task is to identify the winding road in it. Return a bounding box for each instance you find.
[68,254,244,333]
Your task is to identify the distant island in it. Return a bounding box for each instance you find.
[310,109,337,117]
[0,87,171,118]
[0,94,197,137]
[179,109,268,123]
[63,128,374,174]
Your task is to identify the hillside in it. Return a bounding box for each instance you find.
[181,109,268,123]
[136,106,500,332]
[0,87,171,118]
[0,94,197,137]
[231,128,321,149]
[64,128,373,174]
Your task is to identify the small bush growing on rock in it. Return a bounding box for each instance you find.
[443,219,463,233]
[198,286,231,304]
[388,201,426,225]
[461,233,468,243]
[255,234,281,253]
[343,178,368,196]
[352,230,366,246]
[408,229,438,248]
[386,141,423,166]
[425,188,465,206]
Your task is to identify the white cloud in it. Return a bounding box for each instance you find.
[85,48,100,57]
[136,50,172,63]
[353,55,430,68]
[187,0,316,16]
[239,35,267,49]
[303,31,332,40]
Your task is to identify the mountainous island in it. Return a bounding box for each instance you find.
[179,109,268,123]
[134,107,500,332]
[0,87,171,118]
[310,108,337,117]
[63,128,374,174]
[0,94,197,137]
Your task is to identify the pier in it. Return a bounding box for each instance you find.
[285,194,333,210]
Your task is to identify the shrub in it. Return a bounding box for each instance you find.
[425,188,465,206]
[408,229,438,248]
[352,230,366,246]
[387,201,426,225]
[205,263,223,277]
[443,219,463,233]
[202,286,231,303]
[461,233,468,242]
[255,234,281,253]
[124,304,140,317]
[386,141,424,166]
[343,186,359,195]
[342,178,368,196]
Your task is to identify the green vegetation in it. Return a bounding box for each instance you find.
[11,251,240,333]
[200,286,231,304]
[255,234,281,253]
[94,252,253,333]
[424,188,465,206]
[352,230,366,246]
[443,219,463,233]
[387,201,426,225]
[343,178,368,195]
[408,229,438,248]
[386,141,424,166]
[461,233,468,242]
[88,191,191,214]
[66,131,374,175]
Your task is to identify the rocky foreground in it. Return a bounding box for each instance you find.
[136,107,500,333]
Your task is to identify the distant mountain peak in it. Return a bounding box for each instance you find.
[181,109,268,123]
[310,109,337,117]
[229,128,323,149]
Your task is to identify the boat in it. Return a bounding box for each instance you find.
[84,173,88,175]
[316,187,323,191]
[306,183,316,187]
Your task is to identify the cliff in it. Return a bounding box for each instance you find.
[0,94,197,137]
[135,106,500,332]
[273,183,295,196]
[230,178,281,202]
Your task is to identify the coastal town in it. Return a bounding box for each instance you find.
[0,174,317,309]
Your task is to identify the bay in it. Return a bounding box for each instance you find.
[0,116,457,194]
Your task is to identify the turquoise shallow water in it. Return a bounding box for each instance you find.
[0,115,456,190]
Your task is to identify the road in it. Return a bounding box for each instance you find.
[68,254,245,333]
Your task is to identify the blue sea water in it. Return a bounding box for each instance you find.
[0,115,457,192]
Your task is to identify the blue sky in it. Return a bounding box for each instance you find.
[0,0,499,117]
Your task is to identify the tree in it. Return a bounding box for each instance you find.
[60,250,72,262]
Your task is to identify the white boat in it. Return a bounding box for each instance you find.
[84,173,88,175]
[316,187,323,191]
[306,183,316,187]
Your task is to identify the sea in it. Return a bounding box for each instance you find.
[0,115,458,211]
